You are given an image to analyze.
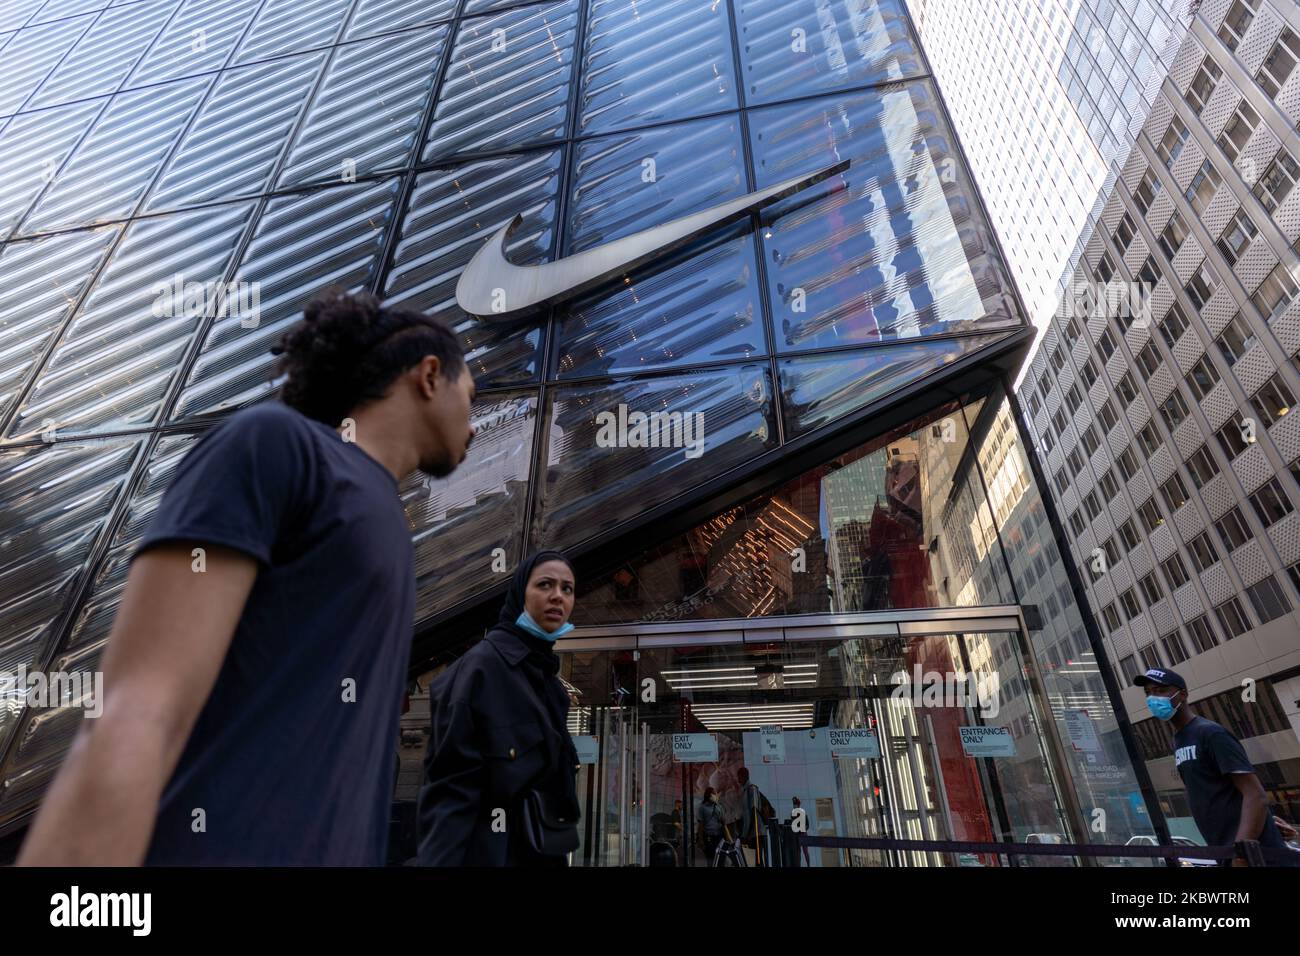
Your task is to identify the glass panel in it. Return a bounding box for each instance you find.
[749,81,1021,351]
[0,98,102,239]
[21,75,211,234]
[573,394,1015,626]
[232,0,352,63]
[277,25,450,188]
[779,334,1012,437]
[423,1,579,160]
[126,0,263,87]
[345,0,457,39]
[381,151,561,386]
[556,225,765,378]
[533,364,777,549]
[734,0,923,105]
[968,393,1159,849]
[171,177,399,421]
[0,437,141,801]
[409,392,537,622]
[0,228,120,427]
[7,202,254,440]
[578,0,738,134]
[27,0,172,109]
[0,16,93,118]
[0,1,45,32]
[566,113,746,254]
[145,51,329,212]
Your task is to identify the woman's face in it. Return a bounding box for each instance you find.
[524,559,575,632]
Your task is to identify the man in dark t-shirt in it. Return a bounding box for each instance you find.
[19,289,475,866]
[1136,667,1297,867]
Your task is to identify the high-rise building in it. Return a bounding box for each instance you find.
[912,0,1194,344]
[1017,0,1300,837]
[0,0,1165,865]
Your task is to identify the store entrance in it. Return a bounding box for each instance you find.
[558,612,1077,867]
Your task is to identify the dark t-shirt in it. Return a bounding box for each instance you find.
[1173,716,1288,858]
[135,402,415,865]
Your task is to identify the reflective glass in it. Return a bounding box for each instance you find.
[0,98,101,239]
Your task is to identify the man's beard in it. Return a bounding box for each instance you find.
[419,449,458,479]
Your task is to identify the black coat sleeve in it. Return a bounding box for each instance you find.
[416,665,485,866]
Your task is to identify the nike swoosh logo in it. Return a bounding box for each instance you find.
[455,159,849,320]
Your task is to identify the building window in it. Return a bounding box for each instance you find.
[1186,614,1218,653]
[1215,596,1251,639]
[1067,446,1086,477]
[1245,574,1292,624]
[1051,345,1067,372]
[1138,497,1164,532]
[1217,411,1255,458]
[1104,537,1122,568]
[1162,553,1191,593]
[1117,371,1138,405]
[1136,341,1162,380]
[1064,317,1082,345]
[1218,98,1260,162]
[1134,168,1163,216]
[1081,424,1101,456]
[1118,654,1140,682]
[1098,328,1117,362]
[1158,303,1189,347]
[1159,389,1191,430]
[1069,508,1086,536]
[1252,148,1300,213]
[1216,314,1256,365]
[1288,561,1300,595]
[1162,629,1190,665]
[1139,572,1163,605]
[1157,116,1191,168]
[1099,399,1120,433]
[1065,383,1083,414]
[1080,357,1098,389]
[1188,531,1219,572]
[1217,209,1258,266]
[1121,588,1142,620]
[1161,472,1190,512]
[1114,213,1136,254]
[1251,374,1296,428]
[1028,392,1042,418]
[1118,445,1139,480]
[1218,0,1260,53]
[1251,264,1299,321]
[1103,604,1122,632]
[1119,518,1140,551]
[1185,160,1223,216]
[1185,261,1220,311]
[1052,407,1069,435]
[1099,467,1120,500]
[1136,255,1161,291]
[1041,428,1056,454]
[1215,506,1254,552]
[1186,56,1223,114]
[1256,27,1300,99]
[1137,421,1161,456]
[1186,445,1219,489]
[1156,213,1188,261]
[1083,490,1103,520]
[1140,644,1163,670]
[1249,476,1294,526]
[1186,356,1221,401]
[1038,374,1053,401]
[1094,252,1115,284]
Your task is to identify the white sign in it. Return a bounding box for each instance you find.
[672,733,719,763]
[959,726,1016,758]
[1063,709,1101,753]
[828,727,881,759]
[759,724,786,764]
[572,735,599,765]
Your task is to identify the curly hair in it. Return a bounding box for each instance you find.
[272,287,466,426]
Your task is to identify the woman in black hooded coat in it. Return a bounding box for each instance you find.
[416,550,582,866]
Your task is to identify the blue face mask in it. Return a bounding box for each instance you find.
[515,610,574,642]
[1146,694,1180,721]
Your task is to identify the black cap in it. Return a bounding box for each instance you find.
[1134,667,1187,691]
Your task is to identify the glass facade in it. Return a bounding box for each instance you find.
[0,0,1155,856]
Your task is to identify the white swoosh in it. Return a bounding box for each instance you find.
[455,159,850,319]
